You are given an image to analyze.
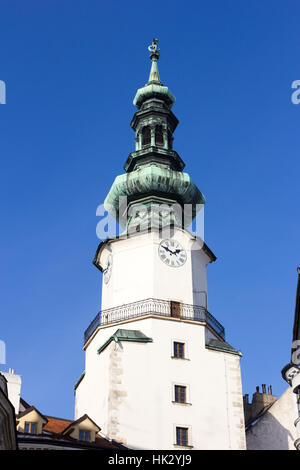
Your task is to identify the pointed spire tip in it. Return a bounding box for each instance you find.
[147,38,161,84]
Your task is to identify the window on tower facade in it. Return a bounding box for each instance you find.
[142,126,151,147]
[173,341,185,359]
[176,427,188,446]
[155,125,164,146]
[174,385,186,403]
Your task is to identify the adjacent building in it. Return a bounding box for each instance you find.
[0,373,17,450]
[282,267,300,450]
[244,268,300,450]
[16,403,126,450]
[0,367,126,450]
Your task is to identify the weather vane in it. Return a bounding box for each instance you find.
[148,38,160,60]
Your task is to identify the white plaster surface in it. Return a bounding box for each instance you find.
[76,317,245,449]
[76,228,245,449]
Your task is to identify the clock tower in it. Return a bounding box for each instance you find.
[74,40,246,450]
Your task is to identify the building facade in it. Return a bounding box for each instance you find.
[0,373,17,450]
[75,39,246,450]
[245,386,297,450]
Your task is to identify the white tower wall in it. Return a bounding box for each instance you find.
[75,228,246,449]
[75,316,245,450]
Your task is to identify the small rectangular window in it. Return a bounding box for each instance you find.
[79,430,90,441]
[174,385,186,403]
[176,427,188,446]
[24,422,37,434]
[174,342,185,358]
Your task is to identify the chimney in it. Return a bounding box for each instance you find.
[244,384,277,425]
[0,369,21,414]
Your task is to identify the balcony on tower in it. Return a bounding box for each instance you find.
[83,298,225,346]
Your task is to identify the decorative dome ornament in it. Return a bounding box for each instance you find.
[148,38,160,60]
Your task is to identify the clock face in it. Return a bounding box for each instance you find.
[103,255,113,284]
[158,239,187,267]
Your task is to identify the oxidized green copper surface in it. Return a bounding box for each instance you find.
[104,164,205,219]
[104,39,205,232]
[97,329,153,355]
[133,83,175,109]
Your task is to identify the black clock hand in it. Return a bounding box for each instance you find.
[162,245,174,255]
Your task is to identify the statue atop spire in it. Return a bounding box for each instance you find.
[148,38,160,61]
[147,38,161,84]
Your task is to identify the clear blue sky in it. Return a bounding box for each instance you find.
[1,0,299,419]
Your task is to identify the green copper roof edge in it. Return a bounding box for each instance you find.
[133,84,175,109]
[97,329,153,355]
[104,165,205,216]
[74,371,85,390]
[124,148,185,173]
[205,343,242,357]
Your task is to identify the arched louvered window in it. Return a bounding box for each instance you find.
[155,125,164,147]
[142,126,151,147]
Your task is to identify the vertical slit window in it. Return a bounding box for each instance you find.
[168,131,173,149]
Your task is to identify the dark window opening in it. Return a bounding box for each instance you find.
[174,342,185,359]
[155,125,164,146]
[175,385,187,403]
[176,427,188,446]
[142,126,151,147]
[168,131,173,149]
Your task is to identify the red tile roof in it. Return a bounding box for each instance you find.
[40,415,126,449]
[17,407,127,449]
[43,416,73,434]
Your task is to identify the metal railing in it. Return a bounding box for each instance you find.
[84,298,225,344]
